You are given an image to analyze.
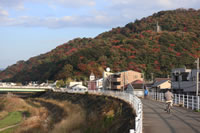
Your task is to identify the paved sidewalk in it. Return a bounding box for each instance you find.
[142,99,200,133]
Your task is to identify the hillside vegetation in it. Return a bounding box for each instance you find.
[0,8,200,82]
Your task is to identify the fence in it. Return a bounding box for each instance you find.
[67,89,143,133]
[149,92,200,111]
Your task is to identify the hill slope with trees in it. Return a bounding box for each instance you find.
[0,8,200,83]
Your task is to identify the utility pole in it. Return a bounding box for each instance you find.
[196,58,199,96]
[174,70,181,94]
[151,73,154,82]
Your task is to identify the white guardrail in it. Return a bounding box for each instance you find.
[0,86,52,89]
[149,92,200,111]
[66,90,143,133]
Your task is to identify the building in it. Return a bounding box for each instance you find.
[69,82,83,88]
[88,72,97,90]
[171,67,200,94]
[96,78,103,89]
[71,84,88,92]
[103,71,113,89]
[88,81,96,90]
[152,78,171,92]
[89,72,95,81]
[110,70,143,90]
[126,80,145,97]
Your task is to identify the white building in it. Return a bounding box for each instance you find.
[152,79,171,91]
[72,84,88,92]
[96,78,103,89]
[171,67,200,93]
[69,82,83,88]
[90,72,95,81]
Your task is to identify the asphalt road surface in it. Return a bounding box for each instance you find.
[142,99,200,133]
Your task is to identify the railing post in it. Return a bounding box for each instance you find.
[153,90,155,99]
[198,96,200,111]
[175,94,177,105]
[163,93,164,101]
[183,94,185,107]
[187,94,189,109]
[129,129,135,133]
[192,95,194,110]
[179,94,180,105]
[159,93,161,101]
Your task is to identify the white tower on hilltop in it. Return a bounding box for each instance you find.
[90,72,95,81]
[156,21,161,33]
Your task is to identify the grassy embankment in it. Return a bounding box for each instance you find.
[0,111,22,129]
[38,92,135,133]
[0,92,135,133]
[0,94,49,133]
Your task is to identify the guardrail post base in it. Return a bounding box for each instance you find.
[130,129,135,133]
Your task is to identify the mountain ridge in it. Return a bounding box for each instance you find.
[0,8,200,83]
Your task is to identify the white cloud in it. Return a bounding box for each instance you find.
[53,0,96,7]
[0,8,9,16]
[156,0,172,7]
[0,0,95,10]
[104,0,200,22]
[109,0,136,5]
[0,14,127,28]
[0,0,199,29]
[108,0,200,9]
[0,0,25,10]
[153,0,199,8]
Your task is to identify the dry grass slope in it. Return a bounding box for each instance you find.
[0,92,135,133]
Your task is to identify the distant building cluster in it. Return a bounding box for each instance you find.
[150,67,200,95]
[0,81,53,89]
[1,66,199,96]
[87,70,145,97]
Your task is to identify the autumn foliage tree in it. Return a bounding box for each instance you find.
[1,9,200,82]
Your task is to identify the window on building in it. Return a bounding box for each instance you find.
[112,82,120,85]
[173,73,179,81]
[113,74,120,78]
[182,72,189,81]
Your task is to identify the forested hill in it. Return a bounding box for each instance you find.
[1,8,200,83]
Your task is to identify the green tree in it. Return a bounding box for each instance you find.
[56,64,73,79]
[56,80,65,88]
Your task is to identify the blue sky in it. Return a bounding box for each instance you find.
[0,0,200,68]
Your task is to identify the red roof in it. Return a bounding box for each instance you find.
[132,80,144,84]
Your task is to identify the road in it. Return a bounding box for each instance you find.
[142,99,200,133]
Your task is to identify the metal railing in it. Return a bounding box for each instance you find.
[149,92,200,111]
[67,89,143,133]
